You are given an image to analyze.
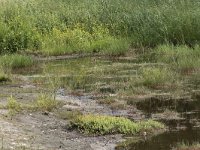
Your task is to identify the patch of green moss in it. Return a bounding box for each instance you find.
[70,114,165,135]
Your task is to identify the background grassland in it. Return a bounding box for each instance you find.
[0,0,200,55]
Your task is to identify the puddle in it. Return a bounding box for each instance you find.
[116,128,200,150]
[136,96,200,114]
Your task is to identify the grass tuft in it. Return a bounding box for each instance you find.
[0,68,10,82]
[35,94,60,112]
[137,67,177,88]
[6,96,22,116]
[0,54,34,69]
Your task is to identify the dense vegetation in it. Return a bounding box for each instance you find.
[0,0,200,55]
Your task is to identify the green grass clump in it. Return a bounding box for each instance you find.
[36,94,60,112]
[0,68,9,82]
[6,96,22,113]
[154,45,200,71]
[138,67,176,88]
[0,54,34,69]
[70,114,165,135]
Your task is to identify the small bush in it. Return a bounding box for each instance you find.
[70,114,164,135]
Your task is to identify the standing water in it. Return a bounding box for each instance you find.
[117,96,200,150]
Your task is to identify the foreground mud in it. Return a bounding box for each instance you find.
[0,78,127,149]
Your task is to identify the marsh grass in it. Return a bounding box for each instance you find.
[6,96,21,111]
[1,0,200,55]
[154,45,200,71]
[0,68,9,82]
[70,114,165,135]
[137,67,178,88]
[173,142,200,150]
[0,54,34,69]
[35,94,61,112]
[6,96,22,116]
[3,94,62,115]
[42,27,130,55]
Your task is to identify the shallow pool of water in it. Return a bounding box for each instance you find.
[117,127,200,150]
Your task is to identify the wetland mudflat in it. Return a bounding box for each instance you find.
[0,56,199,149]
